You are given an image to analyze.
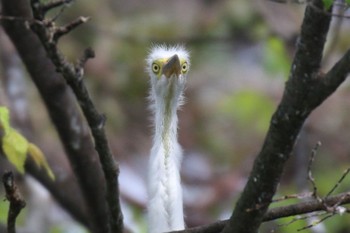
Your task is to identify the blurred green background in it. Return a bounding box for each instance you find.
[1,0,350,232]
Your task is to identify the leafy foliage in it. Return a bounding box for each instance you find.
[0,107,55,180]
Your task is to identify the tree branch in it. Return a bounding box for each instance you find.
[0,1,110,232]
[219,1,339,232]
[29,1,123,232]
[308,48,350,108]
[2,171,26,233]
[171,191,350,233]
[0,30,90,228]
[52,16,90,42]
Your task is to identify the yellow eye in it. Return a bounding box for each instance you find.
[152,63,160,74]
[181,62,188,73]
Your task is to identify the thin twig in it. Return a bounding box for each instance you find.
[276,211,327,229]
[41,0,73,13]
[332,194,350,211]
[2,171,26,233]
[52,16,90,42]
[48,4,68,25]
[326,168,350,197]
[272,192,313,203]
[297,213,333,231]
[75,48,95,81]
[307,141,321,199]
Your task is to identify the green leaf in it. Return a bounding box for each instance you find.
[28,143,55,180]
[0,106,10,133]
[346,0,350,5]
[2,129,28,174]
[0,106,55,180]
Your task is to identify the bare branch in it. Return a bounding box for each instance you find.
[220,0,334,232]
[74,47,95,81]
[2,171,26,233]
[77,47,95,69]
[308,48,350,109]
[29,0,73,21]
[52,16,90,42]
[307,142,321,199]
[171,191,350,233]
[28,1,123,232]
[265,192,350,221]
[41,0,73,13]
[274,212,327,230]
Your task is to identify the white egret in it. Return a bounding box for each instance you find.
[146,45,190,233]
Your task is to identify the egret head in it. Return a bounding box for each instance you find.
[146,45,190,81]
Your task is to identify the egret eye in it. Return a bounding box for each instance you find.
[181,62,188,73]
[152,63,160,74]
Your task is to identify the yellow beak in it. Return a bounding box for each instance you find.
[162,54,181,78]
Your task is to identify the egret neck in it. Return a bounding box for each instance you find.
[146,45,190,233]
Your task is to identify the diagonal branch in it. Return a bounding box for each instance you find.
[29,1,123,232]
[264,192,350,222]
[52,16,90,42]
[308,48,350,108]
[219,0,343,232]
[0,1,110,232]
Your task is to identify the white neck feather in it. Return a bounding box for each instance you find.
[148,76,185,233]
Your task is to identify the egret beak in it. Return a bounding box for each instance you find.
[162,54,181,78]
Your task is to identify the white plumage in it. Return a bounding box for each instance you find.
[146,45,190,233]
